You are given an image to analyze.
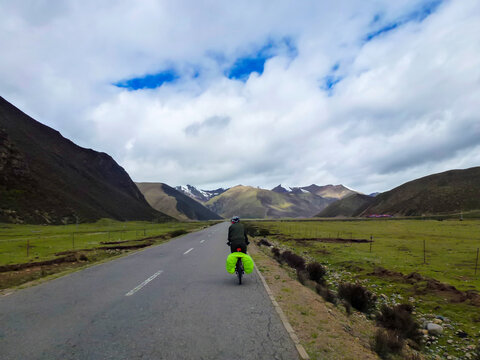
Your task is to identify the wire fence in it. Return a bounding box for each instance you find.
[0,226,186,266]
[255,221,480,288]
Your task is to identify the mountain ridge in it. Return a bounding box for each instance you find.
[136,182,222,220]
[0,96,171,224]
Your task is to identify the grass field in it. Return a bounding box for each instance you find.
[250,219,480,359]
[252,219,480,292]
[0,219,212,266]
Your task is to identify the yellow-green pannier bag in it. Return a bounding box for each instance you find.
[226,252,254,274]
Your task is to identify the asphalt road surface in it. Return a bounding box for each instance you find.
[0,222,300,360]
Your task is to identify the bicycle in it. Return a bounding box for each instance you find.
[234,247,245,285]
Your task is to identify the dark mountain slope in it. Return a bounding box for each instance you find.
[316,193,375,217]
[361,167,480,216]
[136,182,222,220]
[0,96,171,224]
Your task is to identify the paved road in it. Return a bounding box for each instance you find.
[0,222,299,360]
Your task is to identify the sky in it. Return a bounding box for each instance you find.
[1,0,479,194]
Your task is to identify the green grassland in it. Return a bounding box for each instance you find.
[251,219,480,359]
[253,219,480,292]
[0,219,212,266]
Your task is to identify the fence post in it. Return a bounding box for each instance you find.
[475,248,479,276]
[423,240,426,264]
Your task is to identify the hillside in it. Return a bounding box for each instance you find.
[298,184,356,199]
[205,185,334,219]
[316,193,375,217]
[0,96,171,224]
[360,167,480,216]
[136,182,222,221]
[175,185,227,203]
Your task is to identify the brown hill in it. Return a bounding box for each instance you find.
[0,96,171,224]
[136,182,222,221]
[316,193,375,218]
[300,184,356,199]
[205,185,334,219]
[361,167,480,216]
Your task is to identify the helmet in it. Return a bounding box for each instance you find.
[231,216,240,223]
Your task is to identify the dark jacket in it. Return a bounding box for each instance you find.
[228,222,249,247]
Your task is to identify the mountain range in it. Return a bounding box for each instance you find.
[0,96,171,224]
[2,97,479,224]
[317,166,480,217]
[136,183,222,221]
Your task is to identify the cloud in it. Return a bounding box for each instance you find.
[0,0,479,194]
[185,116,231,136]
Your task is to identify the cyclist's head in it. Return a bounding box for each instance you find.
[231,216,240,224]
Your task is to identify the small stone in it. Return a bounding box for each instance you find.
[427,323,443,336]
[433,318,443,324]
[447,339,453,344]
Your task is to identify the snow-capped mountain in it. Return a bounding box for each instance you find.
[175,185,228,203]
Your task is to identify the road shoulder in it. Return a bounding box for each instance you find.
[249,243,379,360]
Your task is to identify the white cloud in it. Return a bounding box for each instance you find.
[1,0,479,194]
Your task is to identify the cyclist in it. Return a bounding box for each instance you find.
[227,216,249,253]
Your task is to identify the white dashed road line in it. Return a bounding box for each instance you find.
[125,270,163,296]
[200,240,205,243]
[183,248,194,255]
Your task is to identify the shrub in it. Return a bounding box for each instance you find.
[169,229,188,237]
[306,262,326,284]
[281,250,306,270]
[258,228,270,237]
[271,247,281,260]
[244,223,258,237]
[297,269,309,285]
[257,238,272,247]
[315,284,337,304]
[374,329,404,359]
[376,304,422,346]
[338,282,377,313]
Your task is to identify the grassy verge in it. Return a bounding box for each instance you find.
[249,242,379,360]
[0,219,216,290]
[248,219,480,360]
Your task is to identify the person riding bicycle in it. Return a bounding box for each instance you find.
[227,216,249,254]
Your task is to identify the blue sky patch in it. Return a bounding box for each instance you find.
[321,75,342,93]
[365,0,443,42]
[114,69,179,90]
[226,37,297,81]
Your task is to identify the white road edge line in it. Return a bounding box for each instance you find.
[200,240,205,243]
[125,270,163,296]
[183,248,194,255]
[255,266,310,360]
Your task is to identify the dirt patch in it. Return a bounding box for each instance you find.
[250,243,380,360]
[99,240,153,251]
[0,253,92,290]
[0,254,78,272]
[370,267,480,306]
[294,237,372,244]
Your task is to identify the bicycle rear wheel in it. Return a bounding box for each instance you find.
[236,260,243,285]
